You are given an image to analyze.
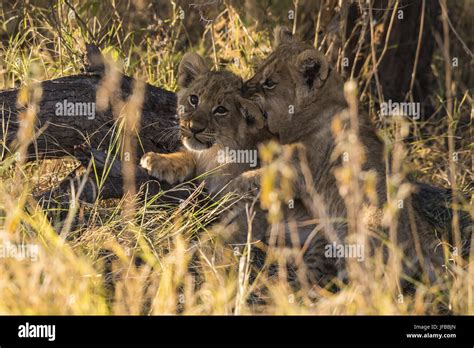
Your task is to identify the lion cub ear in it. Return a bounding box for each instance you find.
[295,49,329,89]
[235,95,265,131]
[178,53,209,88]
[273,26,294,48]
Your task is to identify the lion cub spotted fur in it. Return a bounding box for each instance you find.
[141,53,338,286]
[140,53,272,196]
[241,26,460,282]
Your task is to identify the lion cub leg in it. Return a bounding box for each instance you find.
[229,168,262,195]
[229,142,309,199]
[140,149,195,184]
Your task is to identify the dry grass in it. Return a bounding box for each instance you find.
[0,0,472,315]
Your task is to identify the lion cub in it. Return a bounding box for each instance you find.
[241,27,459,282]
[141,53,338,287]
[140,53,272,197]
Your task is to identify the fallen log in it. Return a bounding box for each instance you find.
[1,44,186,209]
[0,45,180,160]
[34,146,194,209]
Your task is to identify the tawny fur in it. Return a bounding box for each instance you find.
[242,27,450,282]
[141,53,337,286]
[141,53,272,196]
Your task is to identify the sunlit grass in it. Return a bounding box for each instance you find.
[0,0,472,315]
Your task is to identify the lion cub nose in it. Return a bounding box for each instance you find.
[189,120,206,134]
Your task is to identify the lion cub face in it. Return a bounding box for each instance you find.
[244,27,342,138]
[177,53,266,151]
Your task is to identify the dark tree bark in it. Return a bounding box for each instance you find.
[0,46,179,160]
[376,0,440,119]
[34,146,194,209]
[343,0,440,120]
[0,44,186,207]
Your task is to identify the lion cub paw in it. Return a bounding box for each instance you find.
[140,152,191,184]
[229,170,261,195]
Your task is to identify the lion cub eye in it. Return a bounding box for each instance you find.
[189,94,199,107]
[213,106,228,116]
[263,78,277,90]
